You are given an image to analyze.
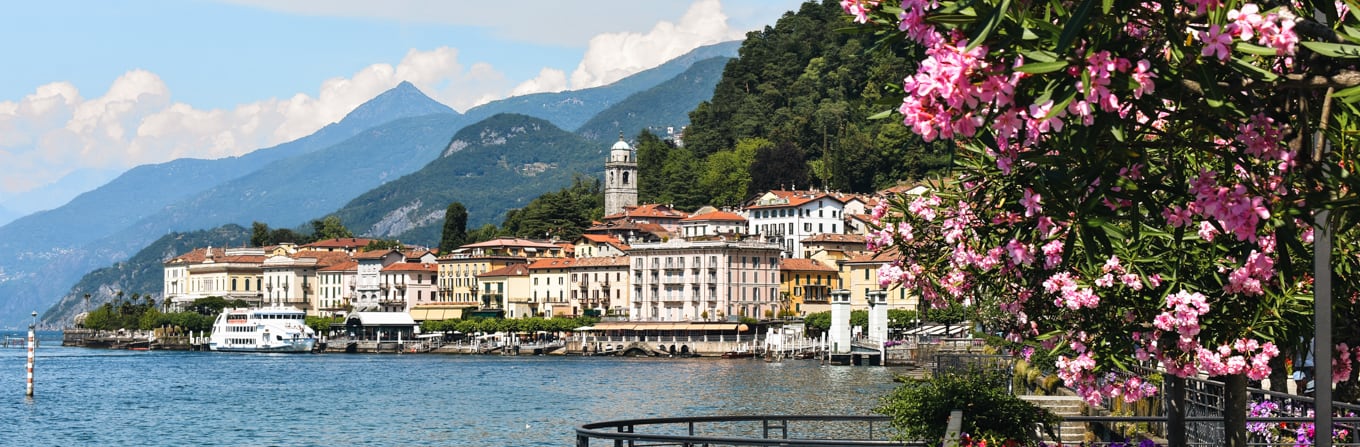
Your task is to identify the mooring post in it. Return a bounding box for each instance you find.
[26,310,36,398]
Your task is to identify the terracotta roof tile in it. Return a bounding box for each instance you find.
[320,260,359,272]
[681,210,747,222]
[779,258,837,272]
[302,238,376,249]
[802,233,867,244]
[381,262,438,273]
[478,264,531,277]
[527,258,577,269]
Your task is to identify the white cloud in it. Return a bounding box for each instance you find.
[0,47,512,197]
[511,0,744,96]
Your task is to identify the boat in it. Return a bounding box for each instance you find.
[208,307,317,353]
[721,346,755,359]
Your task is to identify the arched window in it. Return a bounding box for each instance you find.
[622,171,630,185]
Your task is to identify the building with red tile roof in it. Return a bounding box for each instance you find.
[779,258,839,315]
[164,246,270,311]
[744,190,851,257]
[477,264,532,318]
[601,203,689,235]
[302,238,377,255]
[679,209,748,240]
[574,233,630,258]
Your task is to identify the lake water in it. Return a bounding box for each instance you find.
[2,331,906,446]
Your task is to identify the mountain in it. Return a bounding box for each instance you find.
[0,82,456,327]
[331,113,604,245]
[461,41,740,131]
[41,225,252,325]
[0,166,124,226]
[576,56,730,141]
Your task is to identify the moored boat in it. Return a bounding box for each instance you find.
[208,307,316,353]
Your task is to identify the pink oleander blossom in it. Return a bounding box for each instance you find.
[1200,24,1234,61]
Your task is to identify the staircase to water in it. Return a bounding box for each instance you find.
[1021,395,1088,445]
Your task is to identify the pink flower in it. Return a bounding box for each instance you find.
[1021,188,1043,217]
[1131,59,1156,98]
[1199,24,1233,61]
[841,0,880,23]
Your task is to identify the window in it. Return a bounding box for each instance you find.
[804,223,812,232]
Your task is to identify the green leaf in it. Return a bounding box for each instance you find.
[1227,56,1279,82]
[1015,60,1069,74]
[1056,0,1097,53]
[966,0,1010,52]
[1234,42,1280,56]
[1300,41,1360,58]
[927,14,979,25]
[867,109,894,120]
[1019,48,1059,63]
[1102,0,1114,14]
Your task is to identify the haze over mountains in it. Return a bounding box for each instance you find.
[2,42,738,327]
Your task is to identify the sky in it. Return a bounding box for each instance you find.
[0,0,805,216]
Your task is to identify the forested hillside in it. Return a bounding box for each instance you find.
[681,0,949,195]
[576,56,729,141]
[331,113,604,246]
[41,224,251,325]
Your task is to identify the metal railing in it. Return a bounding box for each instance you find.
[577,415,921,446]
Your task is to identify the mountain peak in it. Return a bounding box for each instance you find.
[337,81,457,129]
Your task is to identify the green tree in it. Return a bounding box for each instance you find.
[699,138,761,206]
[310,215,353,241]
[439,202,469,252]
[748,141,811,194]
[251,221,271,247]
[876,367,1056,444]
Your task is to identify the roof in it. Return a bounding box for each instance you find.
[580,234,631,251]
[570,256,630,268]
[381,262,438,273]
[602,203,689,221]
[780,258,837,272]
[478,264,531,278]
[291,250,354,268]
[527,258,577,270]
[319,260,358,272]
[745,190,846,210]
[302,238,376,249]
[681,210,747,222]
[844,247,900,264]
[346,312,417,326]
[802,233,867,244]
[459,238,561,250]
[353,249,400,260]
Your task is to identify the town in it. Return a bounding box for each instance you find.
[154,135,932,351]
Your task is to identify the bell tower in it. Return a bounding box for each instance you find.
[604,132,638,216]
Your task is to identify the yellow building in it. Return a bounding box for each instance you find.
[478,264,532,318]
[779,258,838,316]
[836,249,920,312]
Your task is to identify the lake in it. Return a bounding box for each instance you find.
[3,331,907,446]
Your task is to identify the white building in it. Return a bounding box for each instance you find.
[679,209,747,240]
[627,239,782,322]
[569,256,631,317]
[528,257,574,317]
[163,246,267,311]
[262,250,352,316]
[744,190,849,258]
[352,249,404,311]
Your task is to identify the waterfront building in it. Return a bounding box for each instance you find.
[478,264,531,318]
[744,190,849,258]
[379,261,438,313]
[678,208,747,240]
[779,258,838,316]
[627,239,782,322]
[569,256,631,317]
[836,249,918,312]
[262,250,352,316]
[316,259,357,317]
[528,257,575,317]
[301,237,377,255]
[163,247,267,311]
[573,234,630,258]
[436,238,556,308]
[604,133,638,217]
[351,249,404,311]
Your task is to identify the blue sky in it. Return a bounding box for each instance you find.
[0,0,804,215]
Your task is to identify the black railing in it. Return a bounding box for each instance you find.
[577,414,1360,447]
[576,415,920,446]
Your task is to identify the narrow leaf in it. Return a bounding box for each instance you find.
[1300,41,1360,58]
[1056,0,1097,53]
[1015,60,1069,74]
[966,0,1010,51]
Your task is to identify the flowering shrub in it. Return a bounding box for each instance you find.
[842,0,1360,406]
[1245,399,1356,445]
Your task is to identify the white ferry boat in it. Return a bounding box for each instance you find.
[208,307,317,353]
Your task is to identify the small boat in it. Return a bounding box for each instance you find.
[208,306,316,353]
[721,347,755,359]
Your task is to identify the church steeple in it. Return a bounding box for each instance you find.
[604,133,638,216]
